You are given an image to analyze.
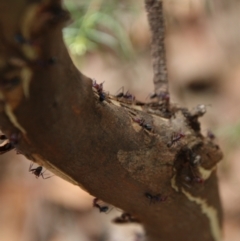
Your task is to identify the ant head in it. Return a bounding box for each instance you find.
[48,57,57,65]
[193,177,204,184]
[145,193,152,200]
[165,94,170,101]
[93,197,98,204]
[179,132,185,138]
[100,206,109,213]
[207,130,215,140]
[99,82,104,88]
[10,132,21,145]
[161,92,170,101]
[161,196,168,202]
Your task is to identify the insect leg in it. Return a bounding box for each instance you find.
[29,162,34,172]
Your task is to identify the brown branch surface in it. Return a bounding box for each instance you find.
[0,1,223,241]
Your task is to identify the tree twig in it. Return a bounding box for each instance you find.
[145,0,168,96]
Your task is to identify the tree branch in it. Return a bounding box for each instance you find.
[0,1,223,241]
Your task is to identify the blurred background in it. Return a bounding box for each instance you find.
[1,0,240,240]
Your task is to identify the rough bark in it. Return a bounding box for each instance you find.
[0,1,223,241]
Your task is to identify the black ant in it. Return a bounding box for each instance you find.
[9,132,21,146]
[99,92,105,102]
[32,57,57,67]
[92,79,105,102]
[0,77,21,90]
[181,148,204,184]
[92,80,104,92]
[93,198,110,213]
[193,176,204,183]
[48,57,57,65]
[14,33,31,44]
[113,212,140,224]
[207,130,215,141]
[167,131,185,147]
[29,162,53,179]
[150,91,170,103]
[132,117,152,131]
[115,87,135,102]
[145,192,167,204]
[184,174,204,184]
[185,163,204,184]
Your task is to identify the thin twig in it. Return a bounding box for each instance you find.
[145,0,168,95]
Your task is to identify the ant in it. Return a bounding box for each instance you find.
[207,130,215,141]
[184,174,204,184]
[132,117,152,131]
[92,79,105,102]
[99,92,105,102]
[0,77,21,90]
[145,192,167,204]
[9,132,21,146]
[93,198,110,213]
[113,212,140,224]
[167,130,185,147]
[181,148,204,184]
[92,80,104,92]
[150,91,170,103]
[29,162,53,179]
[14,33,31,44]
[186,163,204,184]
[115,87,135,102]
[193,176,204,183]
[33,57,57,67]
[48,57,57,65]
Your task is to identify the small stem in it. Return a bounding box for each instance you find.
[145,0,168,95]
